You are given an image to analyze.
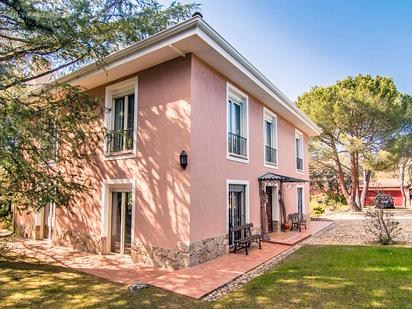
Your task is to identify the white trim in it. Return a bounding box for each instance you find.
[226,179,250,234]
[263,107,278,169]
[295,129,304,174]
[101,178,136,253]
[104,77,138,160]
[226,83,249,164]
[296,185,305,215]
[271,184,280,222]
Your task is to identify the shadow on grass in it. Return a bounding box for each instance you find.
[1,245,411,309]
[217,245,412,309]
[0,253,207,309]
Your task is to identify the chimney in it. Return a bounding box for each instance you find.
[192,11,203,18]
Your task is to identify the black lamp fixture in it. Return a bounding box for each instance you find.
[180,150,188,169]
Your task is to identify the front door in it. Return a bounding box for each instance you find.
[297,187,303,219]
[110,192,132,255]
[228,184,246,246]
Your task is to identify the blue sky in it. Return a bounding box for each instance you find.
[162,0,412,101]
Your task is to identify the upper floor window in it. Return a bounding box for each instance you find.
[104,77,138,159]
[295,130,304,172]
[263,108,277,166]
[227,83,248,162]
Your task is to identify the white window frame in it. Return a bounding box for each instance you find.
[104,77,138,160]
[296,185,305,215]
[226,179,250,234]
[101,178,136,254]
[263,107,278,168]
[295,129,304,174]
[226,83,249,163]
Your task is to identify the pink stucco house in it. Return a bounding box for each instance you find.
[15,16,321,269]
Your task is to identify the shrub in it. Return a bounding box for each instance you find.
[0,206,12,230]
[310,193,348,217]
[364,208,401,245]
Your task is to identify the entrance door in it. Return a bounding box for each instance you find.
[110,192,132,255]
[297,187,303,219]
[228,184,246,246]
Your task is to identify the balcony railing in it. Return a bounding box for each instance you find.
[297,157,303,170]
[228,132,247,157]
[265,145,277,164]
[105,128,134,154]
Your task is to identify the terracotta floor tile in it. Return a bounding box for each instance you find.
[8,221,333,299]
[267,220,334,245]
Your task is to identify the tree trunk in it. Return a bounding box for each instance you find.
[360,169,371,208]
[399,161,407,208]
[355,153,361,209]
[350,153,361,211]
[331,143,354,209]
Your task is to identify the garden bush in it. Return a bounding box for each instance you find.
[310,193,348,217]
[364,208,401,245]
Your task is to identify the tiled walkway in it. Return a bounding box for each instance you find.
[8,220,333,299]
[267,220,334,245]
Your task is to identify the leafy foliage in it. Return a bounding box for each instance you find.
[310,193,348,217]
[0,0,199,212]
[297,75,412,211]
[364,208,401,245]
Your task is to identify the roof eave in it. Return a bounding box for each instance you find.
[55,16,321,137]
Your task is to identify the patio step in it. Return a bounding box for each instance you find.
[264,232,311,245]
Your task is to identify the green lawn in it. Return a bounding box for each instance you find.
[0,245,411,308]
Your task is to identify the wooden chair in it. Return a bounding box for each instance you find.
[288,213,307,232]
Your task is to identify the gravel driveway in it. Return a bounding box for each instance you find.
[306,209,412,246]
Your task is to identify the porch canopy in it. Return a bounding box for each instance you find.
[258,172,308,239]
[258,172,308,183]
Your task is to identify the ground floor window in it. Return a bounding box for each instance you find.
[110,191,132,255]
[228,183,247,246]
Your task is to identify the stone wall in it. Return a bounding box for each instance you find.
[272,220,280,232]
[132,233,229,270]
[15,223,39,240]
[52,229,102,254]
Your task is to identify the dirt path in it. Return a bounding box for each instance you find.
[306,209,412,246]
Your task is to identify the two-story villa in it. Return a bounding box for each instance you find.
[15,16,321,269]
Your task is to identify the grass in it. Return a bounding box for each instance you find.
[0,245,411,308]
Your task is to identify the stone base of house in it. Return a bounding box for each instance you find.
[132,233,229,270]
[52,229,102,254]
[271,220,280,232]
[15,223,39,240]
[15,223,101,254]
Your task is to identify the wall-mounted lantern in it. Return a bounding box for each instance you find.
[180,150,188,169]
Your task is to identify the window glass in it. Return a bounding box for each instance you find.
[127,94,135,130]
[114,97,125,132]
[265,120,272,146]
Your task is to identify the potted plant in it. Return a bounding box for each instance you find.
[282,222,290,231]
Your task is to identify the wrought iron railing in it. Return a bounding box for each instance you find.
[105,129,134,154]
[265,145,277,164]
[297,157,303,170]
[228,132,247,157]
